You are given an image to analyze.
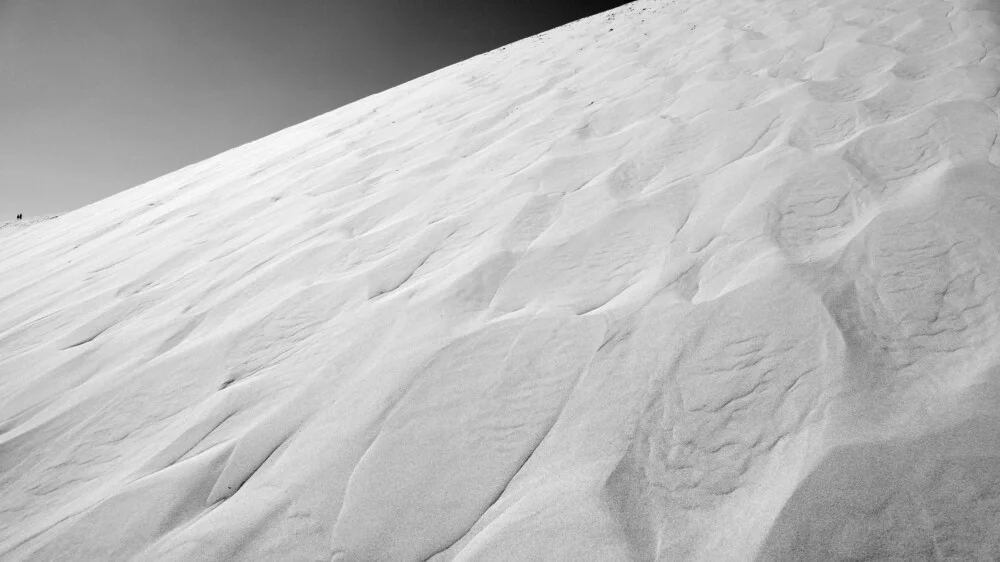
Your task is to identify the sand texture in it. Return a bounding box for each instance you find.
[4,0,1000,560]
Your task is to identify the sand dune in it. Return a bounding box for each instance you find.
[3,0,1000,559]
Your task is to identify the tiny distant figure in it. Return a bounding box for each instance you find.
[16,213,21,220]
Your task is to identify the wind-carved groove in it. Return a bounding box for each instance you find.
[61,327,110,350]
[206,433,291,505]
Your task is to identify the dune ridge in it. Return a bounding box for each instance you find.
[3,0,1000,559]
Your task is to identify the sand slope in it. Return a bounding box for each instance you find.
[3,0,1000,559]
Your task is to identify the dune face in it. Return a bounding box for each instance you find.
[4,0,1000,560]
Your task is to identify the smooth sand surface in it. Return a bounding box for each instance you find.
[4,0,1000,559]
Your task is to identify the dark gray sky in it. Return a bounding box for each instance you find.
[0,0,631,217]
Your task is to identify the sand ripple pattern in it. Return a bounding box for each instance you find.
[2,0,1000,560]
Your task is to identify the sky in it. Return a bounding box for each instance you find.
[0,0,632,218]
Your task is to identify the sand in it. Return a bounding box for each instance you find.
[3,0,1000,559]
[0,215,58,239]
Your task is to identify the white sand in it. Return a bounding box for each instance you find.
[0,215,58,239]
[3,0,1000,559]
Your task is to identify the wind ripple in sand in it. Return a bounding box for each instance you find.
[3,0,1000,560]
